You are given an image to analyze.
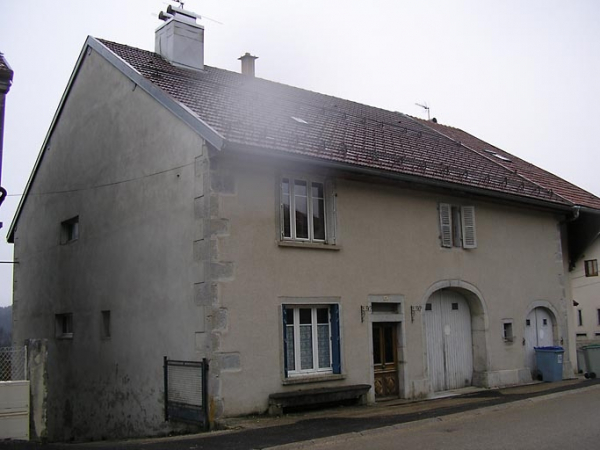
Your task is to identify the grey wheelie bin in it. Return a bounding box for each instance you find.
[581,344,600,379]
[534,346,564,382]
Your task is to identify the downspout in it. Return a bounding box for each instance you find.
[0,54,14,213]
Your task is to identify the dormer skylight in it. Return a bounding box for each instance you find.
[291,116,308,124]
[483,149,511,162]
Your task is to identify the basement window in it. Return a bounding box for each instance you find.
[55,313,73,339]
[60,216,79,244]
[585,259,598,277]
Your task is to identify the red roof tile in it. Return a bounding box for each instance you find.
[100,39,599,210]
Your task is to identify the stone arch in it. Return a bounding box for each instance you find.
[420,280,489,389]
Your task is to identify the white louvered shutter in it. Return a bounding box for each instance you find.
[439,203,453,248]
[461,206,477,249]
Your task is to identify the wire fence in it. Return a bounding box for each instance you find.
[0,346,28,381]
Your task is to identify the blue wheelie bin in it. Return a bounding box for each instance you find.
[534,346,564,382]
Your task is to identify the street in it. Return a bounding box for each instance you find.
[275,385,600,450]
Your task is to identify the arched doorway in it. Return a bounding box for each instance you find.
[424,289,473,391]
[524,307,556,376]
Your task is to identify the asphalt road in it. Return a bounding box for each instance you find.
[276,385,600,450]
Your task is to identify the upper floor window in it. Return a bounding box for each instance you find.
[438,204,476,249]
[584,259,598,277]
[280,176,336,244]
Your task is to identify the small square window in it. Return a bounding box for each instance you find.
[61,216,79,244]
[585,259,598,277]
[542,318,548,326]
[425,303,432,311]
[526,319,531,326]
[101,310,111,339]
[451,303,459,310]
[55,313,73,339]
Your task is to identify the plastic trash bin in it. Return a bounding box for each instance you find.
[581,344,600,379]
[534,346,564,382]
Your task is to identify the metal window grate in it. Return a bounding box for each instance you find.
[164,357,208,429]
[0,346,27,381]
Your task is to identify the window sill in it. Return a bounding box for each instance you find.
[56,334,73,340]
[282,373,345,386]
[278,241,341,251]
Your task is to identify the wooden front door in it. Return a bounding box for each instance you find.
[373,323,399,399]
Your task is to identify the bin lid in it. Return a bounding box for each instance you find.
[534,346,564,351]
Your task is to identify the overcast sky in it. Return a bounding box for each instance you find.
[0,0,599,306]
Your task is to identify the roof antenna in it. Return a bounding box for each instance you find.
[415,102,431,121]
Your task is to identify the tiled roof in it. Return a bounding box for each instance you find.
[414,118,600,210]
[100,39,599,210]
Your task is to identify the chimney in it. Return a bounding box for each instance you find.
[238,53,258,77]
[156,5,204,71]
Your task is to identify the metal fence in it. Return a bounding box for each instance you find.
[0,346,27,381]
[164,357,208,430]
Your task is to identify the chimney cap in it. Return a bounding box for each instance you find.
[238,52,258,61]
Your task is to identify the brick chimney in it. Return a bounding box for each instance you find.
[238,53,258,77]
[156,5,204,71]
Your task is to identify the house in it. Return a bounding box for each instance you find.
[571,235,600,350]
[8,5,600,442]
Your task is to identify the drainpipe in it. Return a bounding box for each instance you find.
[0,53,14,212]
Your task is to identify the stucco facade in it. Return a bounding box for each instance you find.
[9,31,592,442]
[571,236,600,349]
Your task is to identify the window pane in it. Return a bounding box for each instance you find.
[316,308,328,324]
[384,326,395,364]
[295,180,309,239]
[373,326,381,364]
[300,324,313,369]
[299,308,312,324]
[286,325,295,371]
[313,198,325,241]
[318,324,331,368]
[285,307,294,325]
[312,183,324,199]
[282,179,291,238]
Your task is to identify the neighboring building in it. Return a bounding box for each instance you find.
[7,6,600,442]
[571,235,600,348]
[0,52,14,217]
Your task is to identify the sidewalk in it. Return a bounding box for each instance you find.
[2,377,598,450]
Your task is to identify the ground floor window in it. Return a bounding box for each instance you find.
[283,304,341,377]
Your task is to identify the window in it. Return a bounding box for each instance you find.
[502,321,514,343]
[439,204,476,249]
[60,216,79,244]
[280,177,336,244]
[55,313,73,339]
[597,309,600,326]
[584,259,598,277]
[101,310,111,339]
[578,309,583,327]
[283,305,341,377]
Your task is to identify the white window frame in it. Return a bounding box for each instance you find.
[280,175,336,244]
[439,203,476,249]
[584,259,598,277]
[285,305,333,377]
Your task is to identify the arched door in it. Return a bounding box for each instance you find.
[525,307,554,373]
[425,290,473,392]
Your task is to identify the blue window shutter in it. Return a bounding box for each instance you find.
[330,304,341,374]
[282,306,289,378]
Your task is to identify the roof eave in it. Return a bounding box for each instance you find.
[221,140,575,213]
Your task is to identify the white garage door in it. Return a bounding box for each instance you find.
[425,290,473,392]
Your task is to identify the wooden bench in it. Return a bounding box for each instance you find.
[268,384,371,415]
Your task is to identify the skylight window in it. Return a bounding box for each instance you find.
[291,116,308,124]
[483,149,511,162]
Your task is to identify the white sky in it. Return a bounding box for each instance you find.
[0,0,599,306]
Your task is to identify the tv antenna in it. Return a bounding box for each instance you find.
[159,1,224,24]
[415,102,430,121]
